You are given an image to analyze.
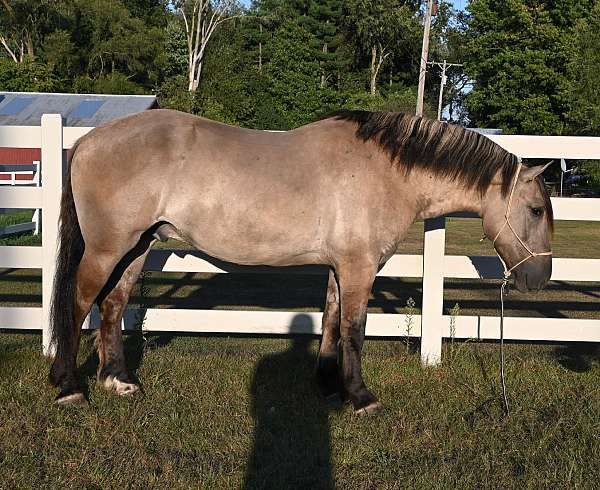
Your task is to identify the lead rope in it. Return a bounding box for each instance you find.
[485,159,552,417]
[500,278,510,416]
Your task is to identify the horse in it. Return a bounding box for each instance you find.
[48,109,554,413]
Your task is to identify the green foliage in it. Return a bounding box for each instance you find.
[0,58,57,91]
[579,161,600,187]
[75,0,165,88]
[162,18,188,79]
[344,0,415,57]
[2,0,594,139]
[567,2,600,136]
[42,30,77,91]
[343,0,420,95]
[73,73,147,95]
[464,0,568,134]
[263,21,340,128]
[342,85,436,117]
[463,0,599,136]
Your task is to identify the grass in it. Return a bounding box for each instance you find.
[1,213,599,487]
[0,210,39,247]
[1,332,600,488]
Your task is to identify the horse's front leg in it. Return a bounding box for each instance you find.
[337,261,381,416]
[316,268,342,397]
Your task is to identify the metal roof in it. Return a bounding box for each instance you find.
[0,92,157,127]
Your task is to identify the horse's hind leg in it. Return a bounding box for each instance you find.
[337,261,381,415]
[316,268,342,397]
[96,248,150,396]
[53,250,125,405]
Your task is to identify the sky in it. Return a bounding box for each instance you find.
[452,0,466,11]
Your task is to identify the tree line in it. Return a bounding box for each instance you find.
[0,0,598,138]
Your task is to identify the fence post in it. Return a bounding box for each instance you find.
[41,115,63,356]
[420,217,446,366]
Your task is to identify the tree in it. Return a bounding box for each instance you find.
[567,2,600,136]
[299,1,346,89]
[42,29,77,91]
[344,0,417,96]
[173,0,240,91]
[432,4,470,123]
[0,57,57,91]
[263,20,340,128]
[0,0,57,63]
[463,0,593,134]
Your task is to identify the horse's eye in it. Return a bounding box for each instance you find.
[530,207,544,217]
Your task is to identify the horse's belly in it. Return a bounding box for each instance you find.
[162,209,325,267]
[188,235,323,267]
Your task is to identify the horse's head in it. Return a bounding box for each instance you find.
[482,162,553,292]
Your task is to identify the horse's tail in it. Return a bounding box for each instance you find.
[49,140,85,386]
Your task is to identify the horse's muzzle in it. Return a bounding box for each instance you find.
[512,255,552,293]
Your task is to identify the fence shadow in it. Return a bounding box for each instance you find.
[243,313,338,490]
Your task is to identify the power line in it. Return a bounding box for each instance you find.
[427,59,463,120]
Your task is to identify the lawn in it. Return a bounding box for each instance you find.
[1,333,600,488]
[0,210,39,247]
[1,213,599,487]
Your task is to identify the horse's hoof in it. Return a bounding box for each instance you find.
[101,376,140,396]
[354,401,383,417]
[54,392,88,407]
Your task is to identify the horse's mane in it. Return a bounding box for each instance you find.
[325,110,520,197]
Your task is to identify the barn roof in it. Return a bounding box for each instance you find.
[0,92,157,127]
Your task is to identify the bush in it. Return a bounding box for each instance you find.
[340,86,436,118]
[0,59,58,92]
[74,73,146,95]
[579,161,600,188]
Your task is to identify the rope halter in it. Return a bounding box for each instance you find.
[490,159,552,279]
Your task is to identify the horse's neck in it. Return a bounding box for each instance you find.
[409,170,483,220]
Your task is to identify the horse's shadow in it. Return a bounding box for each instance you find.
[243,313,337,490]
[554,342,600,373]
[79,312,337,488]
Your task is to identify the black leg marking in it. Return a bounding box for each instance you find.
[339,335,379,412]
[316,351,343,399]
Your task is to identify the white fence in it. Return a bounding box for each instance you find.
[0,161,40,237]
[0,114,599,364]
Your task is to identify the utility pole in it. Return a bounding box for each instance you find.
[416,0,433,117]
[427,59,463,120]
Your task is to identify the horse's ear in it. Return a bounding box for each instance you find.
[520,161,553,182]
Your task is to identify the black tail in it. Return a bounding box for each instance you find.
[49,142,85,387]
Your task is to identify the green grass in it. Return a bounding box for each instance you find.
[1,216,599,487]
[0,210,40,246]
[1,333,600,488]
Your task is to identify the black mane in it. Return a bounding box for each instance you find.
[326,110,519,196]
